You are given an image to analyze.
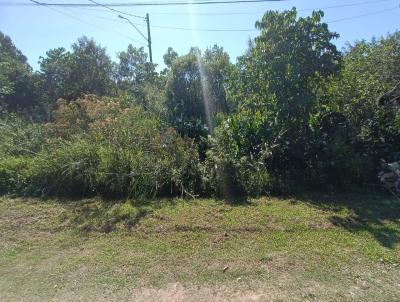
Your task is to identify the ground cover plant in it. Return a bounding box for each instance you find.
[0,193,399,301]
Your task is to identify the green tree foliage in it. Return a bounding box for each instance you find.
[37,47,73,118]
[69,36,114,98]
[165,46,232,143]
[203,45,232,114]
[114,45,163,113]
[163,47,178,69]
[0,31,37,111]
[39,47,72,100]
[115,45,155,88]
[211,9,343,193]
[38,36,114,104]
[325,33,400,160]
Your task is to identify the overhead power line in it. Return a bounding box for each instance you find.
[87,0,145,19]
[27,0,147,45]
[2,0,287,7]
[145,6,400,30]
[300,0,394,12]
[106,0,394,16]
[4,0,396,17]
[103,6,398,32]
[16,0,400,34]
[56,8,254,31]
[150,24,255,32]
[327,6,399,23]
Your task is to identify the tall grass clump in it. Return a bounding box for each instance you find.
[26,95,201,199]
[0,113,47,195]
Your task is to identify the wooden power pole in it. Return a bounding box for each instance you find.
[146,13,153,64]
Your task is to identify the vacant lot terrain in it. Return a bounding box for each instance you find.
[0,193,399,301]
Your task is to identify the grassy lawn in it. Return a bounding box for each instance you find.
[0,193,399,301]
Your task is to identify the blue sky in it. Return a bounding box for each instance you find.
[0,0,399,70]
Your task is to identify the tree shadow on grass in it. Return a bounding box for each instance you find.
[302,191,400,249]
[57,197,179,233]
[222,195,250,206]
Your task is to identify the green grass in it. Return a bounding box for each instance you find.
[0,193,399,301]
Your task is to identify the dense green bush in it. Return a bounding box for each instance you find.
[0,156,33,195]
[0,114,46,195]
[324,33,400,162]
[29,138,99,196]
[304,111,374,188]
[204,116,289,196]
[0,113,47,157]
[22,95,201,199]
[91,109,201,198]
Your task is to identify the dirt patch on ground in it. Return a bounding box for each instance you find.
[130,283,278,302]
[126,279,387,302]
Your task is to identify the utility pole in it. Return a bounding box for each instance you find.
[118,14,153,64]
[146,13,153,64]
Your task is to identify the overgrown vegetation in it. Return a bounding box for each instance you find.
[1,8,399,199]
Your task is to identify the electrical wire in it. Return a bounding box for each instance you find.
[150,24,256,31]
[87,0,146,19]
[2,0,288,7]
[32,0,256,31]
[27,0,147,45]
[17,0,400,33]
[327,6,399,23]
[68,10,133,24]
[46,3,253,31]
[118,6,400,30]
[299,0,395,12]
[85,1,149,44]
[110,0,395,16]
[145,6,400,30]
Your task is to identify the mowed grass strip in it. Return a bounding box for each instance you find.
[0,193,399,301]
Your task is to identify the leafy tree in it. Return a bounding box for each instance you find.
[37,47,73,117]
[68,36,114,99]
[203,45,232,114]
[213,9,342,190]
[166,46,232,143]
[166,53,207,141]
[39,47,72,100]
[37,36,115,111]
[236,8,340,119]
[0,31,37,111]
[163,47,178,68]
[325,32,400,160]
[114,45,164,114]
[115,45,156,88]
